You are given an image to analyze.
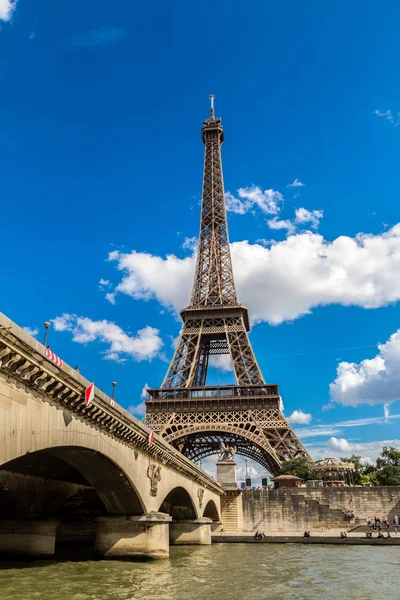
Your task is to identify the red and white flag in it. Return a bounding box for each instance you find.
[144,425,155,445]
[110,397,116,408]
[85,382,95,406]
[45,347,63,368]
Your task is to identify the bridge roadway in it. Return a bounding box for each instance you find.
[0,312,222,559]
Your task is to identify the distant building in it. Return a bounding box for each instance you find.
[310,457,355,486]
[273,474,301,489]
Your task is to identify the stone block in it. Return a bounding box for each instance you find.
[95,512,172,560]
[169,517,212,545]
[0,520,59,556]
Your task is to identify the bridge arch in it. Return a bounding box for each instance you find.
[159,486,198,520]
[203,499,219,521]
[0,446,146,518]
[164,425,282,474]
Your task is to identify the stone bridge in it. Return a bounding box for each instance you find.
[0,313,222,559]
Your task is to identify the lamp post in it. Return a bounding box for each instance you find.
[43,322,51,346]
[111,381,117,400]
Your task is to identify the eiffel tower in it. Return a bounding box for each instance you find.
[145,96,310,475]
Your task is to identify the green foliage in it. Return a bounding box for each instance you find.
[339,446,400,486]
[376,446,400,469]
[279,457,310,480]
[375,465,400,486]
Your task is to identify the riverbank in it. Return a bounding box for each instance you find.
[212,533,400,546]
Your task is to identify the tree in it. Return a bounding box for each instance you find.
[375,465,400,486]
[376,446,400,469]
[279,457,310,480]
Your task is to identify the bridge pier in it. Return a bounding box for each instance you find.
[95,512,172,560]
[169,517,212,545]
[0,520,59,557]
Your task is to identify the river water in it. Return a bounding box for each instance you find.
[0,544,399,600]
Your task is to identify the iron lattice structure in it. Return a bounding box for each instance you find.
[145,97,311,475]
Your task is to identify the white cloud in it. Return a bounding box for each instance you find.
[309,437,400,462]
[225,186,283,216]
[295,413,400,440]
[255,238,277,248]
[267,207,323,235]
[327,437,352,452]
[22,326,39,337]
[99,278,110,288]
[209,354,233,372]
[322,402,335,411]
[384,403,390,420]
[266,216,296,235]
[182,236,197,252]
[108,250,194,314]
[107,223,400,326]
[52,313,163,362]
[374,109,400,126]
[287,178,305,188]
[294,207,323,230]
[330,327,400,407]
[287,409,312,425]
[105,292,116,305]
[0,0,17,22]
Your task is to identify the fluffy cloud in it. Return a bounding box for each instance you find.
[225,186,283,215]
[267,208,323,235]
[22,326,39,337]
[266,217,296,235]
[307,437,400,462]
[330,328,400,407]
[52,314,163,362]
[294,208,323,230]
[287,409,312,425]
[209,354,233,372]
[0,0,17,21]
[107,223,400,326]
[287,178,305,188]
[182,236,198,252]
[327,437,352,452]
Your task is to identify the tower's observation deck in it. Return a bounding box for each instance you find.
[145,97,310,474]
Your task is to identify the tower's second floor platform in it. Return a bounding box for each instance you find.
[145,384,280,414]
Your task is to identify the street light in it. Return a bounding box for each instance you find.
[43,322,51,346]
[111,381,117,400]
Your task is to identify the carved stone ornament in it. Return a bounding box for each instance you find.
[218,441,237,461]
[147,463,162,497]
[197,487,204,508]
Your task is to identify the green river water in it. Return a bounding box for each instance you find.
[0,545,399,600]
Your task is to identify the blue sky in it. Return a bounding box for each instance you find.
[2,0,400,479]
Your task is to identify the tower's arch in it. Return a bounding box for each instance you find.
[164,427,281,474]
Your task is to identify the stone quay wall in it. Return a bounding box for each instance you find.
[236,487,400,532]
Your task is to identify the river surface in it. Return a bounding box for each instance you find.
[0,544,399,600]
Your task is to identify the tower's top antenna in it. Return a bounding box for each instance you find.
[210,94,215,119]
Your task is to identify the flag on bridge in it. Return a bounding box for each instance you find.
[45,347,63,368]
[144,425,155,446]
[85,382,95,406]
